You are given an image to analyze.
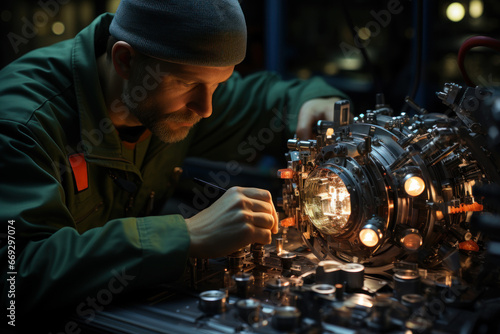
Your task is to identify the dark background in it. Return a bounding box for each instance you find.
[1,0,499,114]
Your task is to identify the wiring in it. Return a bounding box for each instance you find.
[458,36,500,87]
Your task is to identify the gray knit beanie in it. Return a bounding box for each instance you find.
[109,0,247,67]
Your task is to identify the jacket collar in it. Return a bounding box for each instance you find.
[71,13,139,172]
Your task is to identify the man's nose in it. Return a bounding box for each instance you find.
[187,85,213,118]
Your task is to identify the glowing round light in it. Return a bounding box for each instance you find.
[357,27,371,41]
[469,0,483,19]
[338,57,363,71]
[51,21,65,35]
[400,231,423,251]
[297,68,312,79]
[446,3,465,22]
[359,228,379,247]
[107,0,122,13]
[404,176,425,197]
[323,62,339,76]
[303,167,351,235]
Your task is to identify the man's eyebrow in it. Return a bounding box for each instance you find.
[179,76,231,85]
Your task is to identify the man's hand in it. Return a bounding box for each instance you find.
[185,187,279,258]
[296,97,342,140]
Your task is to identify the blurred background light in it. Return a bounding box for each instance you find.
[469,0,484,18]
[106,0,121,13]
[338,57,363,71]
[446,2,466,22]
[51,21,65,36]
[357,27,371,41]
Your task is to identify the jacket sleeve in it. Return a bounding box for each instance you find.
[187,71,348,162]
[0,120,190,326]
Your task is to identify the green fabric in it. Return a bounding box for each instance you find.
[0,13,347,325]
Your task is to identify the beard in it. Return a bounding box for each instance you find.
[122,88,202,144]
[136,105,201,143]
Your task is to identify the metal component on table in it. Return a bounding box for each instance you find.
[279,251,296,271]
[401,293,425,311]
[275,237,284,255]
[405,316,433,334]
[341,263,365,291]
[198,290,227,314]
[367,296,392,332]
[233,271,254,299]
[335,283,345,301]
[227,248,247,272]
[271,306,301,332]
[266,277,291,305]
[394,270,421,299]
[251,243,265,265]
[316,260,343,285]
[266,277,290,292]
[235,298,261,324]
[311,284,336,295]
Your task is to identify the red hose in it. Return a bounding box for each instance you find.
[457,36,500,86]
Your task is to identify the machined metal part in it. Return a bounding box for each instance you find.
[280,91,500,269]
[198,290,227,314]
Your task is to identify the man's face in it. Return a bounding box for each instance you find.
[122,56,234,143]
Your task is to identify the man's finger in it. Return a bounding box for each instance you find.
[251,227,272,245]
[246,212,275,230]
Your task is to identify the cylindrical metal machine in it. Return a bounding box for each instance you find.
[280,86,500,269]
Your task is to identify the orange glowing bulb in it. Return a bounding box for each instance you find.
[280,217,295,227]
[459,240,479,252]
[404,176,425,197]
[359,228,379,247]
[277,169,294,179]
[401,233,423,251]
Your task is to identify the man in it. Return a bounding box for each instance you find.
[0,0,346,327]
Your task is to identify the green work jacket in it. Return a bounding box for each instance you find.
[0,13,346,326]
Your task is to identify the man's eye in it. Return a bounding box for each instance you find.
[179,81,196,87]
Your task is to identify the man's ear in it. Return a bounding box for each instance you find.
[111,41,136,80]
